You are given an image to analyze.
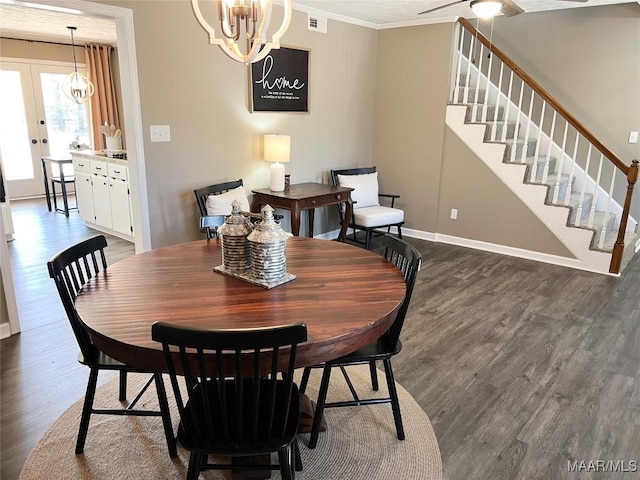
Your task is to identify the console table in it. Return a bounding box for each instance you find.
[251,182,353,241]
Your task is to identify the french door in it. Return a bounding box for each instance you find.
[0,60,92,199]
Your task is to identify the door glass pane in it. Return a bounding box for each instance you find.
[0,70,34,180]
[40,72,90,164]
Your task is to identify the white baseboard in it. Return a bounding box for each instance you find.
[319,226,618,276]
[0,322,12,339]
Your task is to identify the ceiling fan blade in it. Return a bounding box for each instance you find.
[501,0,525,16]
[418,0,468,15]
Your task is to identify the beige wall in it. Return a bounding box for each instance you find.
[4,2,637,257]
[106,1,378,248]
[439,128,574,256]
[374,4,638,257]
[373,23,455,233]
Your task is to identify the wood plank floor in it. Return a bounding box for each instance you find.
[2,200,639,479]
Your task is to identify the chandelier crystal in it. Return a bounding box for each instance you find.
[62,27,94,104]
[191,0,291,64]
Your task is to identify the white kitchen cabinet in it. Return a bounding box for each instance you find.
[108,164,132,236]
[72,156,94,224]
[70,151,133,242]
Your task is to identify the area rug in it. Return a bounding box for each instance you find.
[19,365,442,479]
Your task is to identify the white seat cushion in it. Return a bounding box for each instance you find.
[337,172,379,209]
[205,185,251,215]
[353,205,404,228]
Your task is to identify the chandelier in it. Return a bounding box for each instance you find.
[61,26,94,104]
[191,0,292,64]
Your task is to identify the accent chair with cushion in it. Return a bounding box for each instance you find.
[331,167,404,249]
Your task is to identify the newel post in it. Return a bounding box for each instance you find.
[610,159,639,274]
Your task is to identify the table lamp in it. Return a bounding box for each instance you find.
[264,134,290,192]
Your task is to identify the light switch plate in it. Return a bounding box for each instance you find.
[150,125,171,143]
[629,131,638,144]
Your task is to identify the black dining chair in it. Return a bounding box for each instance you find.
[299,234,422,448]
[194,179,282,224]
[47,235,177,457]
[152,321,307,480]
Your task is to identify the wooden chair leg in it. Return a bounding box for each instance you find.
[299,367,311,394]
[365,230,372,250]
[154,373,178,458]
[383,358,405,440]
[278,446,294,480]
[118,371,127,401]
[76,368,99,454]
[294,437,303,471]
[186,453,202,480]
[369,360,379,391]
[51,182,58,212]
[309,365,332,449]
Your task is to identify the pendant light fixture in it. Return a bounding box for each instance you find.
[191,0,291,65]
[62,26,94,104]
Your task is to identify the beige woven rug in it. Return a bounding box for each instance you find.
[19,365,442,479]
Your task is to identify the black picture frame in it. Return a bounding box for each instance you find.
[249,46,309,113]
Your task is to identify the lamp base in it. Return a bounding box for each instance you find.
[270,162,285,192]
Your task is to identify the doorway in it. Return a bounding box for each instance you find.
[0,0,151,338]
[0,60,92,199]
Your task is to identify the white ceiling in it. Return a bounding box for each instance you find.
[0,0,634,45]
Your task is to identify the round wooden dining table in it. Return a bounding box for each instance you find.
[75,236,407,372]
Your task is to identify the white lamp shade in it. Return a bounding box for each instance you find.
[264,135,290,192]
[264,135,291,163]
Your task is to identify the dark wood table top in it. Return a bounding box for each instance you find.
[251,182,352,201]
[76,237,406,372]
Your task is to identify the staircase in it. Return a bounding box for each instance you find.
[446,18,639,275]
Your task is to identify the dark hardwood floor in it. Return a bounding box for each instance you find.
[1,197,134,480]
[2,201,639,479]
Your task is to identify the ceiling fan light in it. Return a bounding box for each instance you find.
[471,0,503,18]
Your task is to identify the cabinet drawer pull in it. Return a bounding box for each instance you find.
[95,166,102,170]
[113,170,120,174]
[336,194,341,200]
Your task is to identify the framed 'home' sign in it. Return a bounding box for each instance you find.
[249,46,309,113]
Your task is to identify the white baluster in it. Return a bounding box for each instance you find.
[542,110,556,184]
[508,75,527,158]
[482,45,494,124]
[588,153,604,229]
[575,144,592,226]
[472,44,485,121]
[553,120,569,204]
[453,25,465,103]
[491,62,513,142]
[530,101,546,182]
[599,168,616,250]
[520,89,535,164]
[564,132,580,206]
[463,32,474,104]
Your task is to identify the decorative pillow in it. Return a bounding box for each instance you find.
[205,185,251,215]
[337,172,380,209]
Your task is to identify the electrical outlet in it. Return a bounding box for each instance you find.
[150,125,171,143]
[450,208,458,220]
[629,131,638,144]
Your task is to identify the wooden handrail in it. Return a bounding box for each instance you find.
[458,18,628,175]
